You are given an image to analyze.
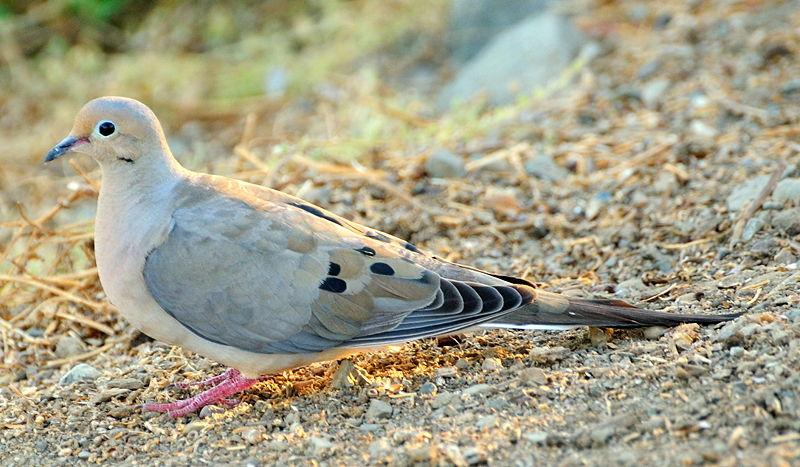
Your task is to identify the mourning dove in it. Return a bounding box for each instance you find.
[44,97,739,417]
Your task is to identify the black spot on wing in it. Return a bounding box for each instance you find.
[289,202,343,226]
[320,277,347,293]
[328,262,341,276]
[370,262,395,276]
[404,242,420,253]
[355,246,376,256]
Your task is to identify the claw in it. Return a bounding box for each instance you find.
[172,368,238,390]
[143,369,258,417]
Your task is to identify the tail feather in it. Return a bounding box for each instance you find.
[487,290,741,329]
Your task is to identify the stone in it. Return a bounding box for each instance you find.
[309,436,333,454]
[524,431,549,444]
[419,382,438,395]
[524,153,569,181]
[368,438,392,459]
[105,378,145,390]
[359,423,381,432]
[463,446,487,465]
[59,363,100,386]
[54,335,86,359]
[519,367,548,385]
[406,445,436,463]
[425,149,466,178]
[92,388,129,404]
[446,0,549,64]
[476,415,498,430]
[436,366,459,378]
[241,426,265,444]
[481,357,503,371]
[643,326,667,339]
[199,405,226,419]
[741,217,766,242]
[715,321,744,344]
[771,208,800,235]
[690,120,718,138]
[726,175,770,212]
[529,346,570,363]
[774,248,797,264]
[463,383,494,396]
[641,78,671,108]
[431,392,456,409]
[772,178,800,205]
[782,78,800,96]
[439,12,587,107]
[365,399,393,420]
[615,277,648,299]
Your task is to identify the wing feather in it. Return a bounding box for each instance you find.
[143,176,538,355]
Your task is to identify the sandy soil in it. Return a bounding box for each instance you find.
[1,1,799,465]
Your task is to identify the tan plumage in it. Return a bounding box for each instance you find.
[44,97,740,416]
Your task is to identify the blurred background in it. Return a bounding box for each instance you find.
[2,0,798,222]
[3,0,800,292]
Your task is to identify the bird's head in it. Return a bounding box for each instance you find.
[44,96,169,166]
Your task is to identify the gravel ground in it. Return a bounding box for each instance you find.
[2,1,800,465]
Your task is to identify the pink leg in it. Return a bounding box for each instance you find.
[143,369,259,418]
[173,368,238,389]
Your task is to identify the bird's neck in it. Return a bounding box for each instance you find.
[98,150,186,210]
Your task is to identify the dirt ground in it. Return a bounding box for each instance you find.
[1,1,800,465]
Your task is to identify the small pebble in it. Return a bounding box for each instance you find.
[365,399,393,420]
[426,149,465,178]
[105,378,145,390]
[199,405,226,418]
[359,423,381,432]
[482,357,503,371]
[418,382,438,395]
[523,431,549,444]
[309,436,333,454]
[241,426,265,444]
[59,364,100,386]
[436,366,459,378]
[518,367,548,385]
[55,335,86,359]
[644,326,667,339]
[463,384,494,397]
[430,392,455,409]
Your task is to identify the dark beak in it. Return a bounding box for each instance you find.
[44,135,84,163]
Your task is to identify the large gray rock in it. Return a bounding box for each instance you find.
[447,0,550,64]
[439,12,587,108]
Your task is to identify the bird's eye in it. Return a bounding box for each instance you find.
[97,120,116,137]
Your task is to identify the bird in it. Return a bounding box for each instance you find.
[44,96,740,417]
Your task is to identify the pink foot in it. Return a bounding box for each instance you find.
[143,369,259,417]
[172,368,239,389]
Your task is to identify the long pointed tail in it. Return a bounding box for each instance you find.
[487,290,741,329]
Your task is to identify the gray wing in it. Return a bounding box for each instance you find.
[143,179,533,354]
